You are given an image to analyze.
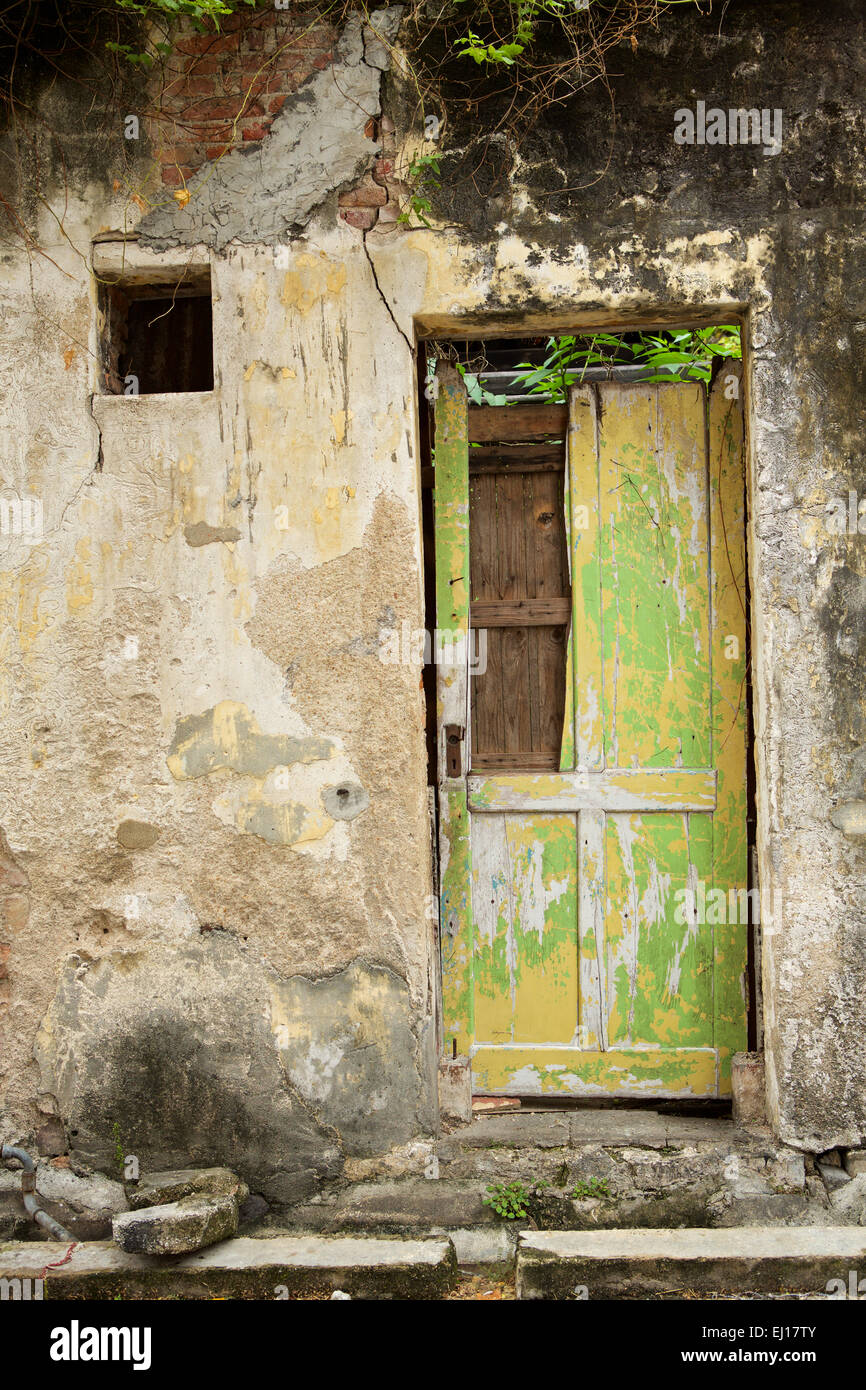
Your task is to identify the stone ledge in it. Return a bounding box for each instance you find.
[0,1234,457,1300]
[516,1227,866,1299]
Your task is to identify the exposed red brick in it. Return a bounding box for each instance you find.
[176,75,215,97]
[174,34,219,56]
[186,55,220,76]
[290,29,335,49]
[157,143,200,167]
[181,97,244,120]
[372,157,394,185]
[148,13,337,184]
[186,123,235,143]
[339,178,387,208]
[340,207,378,231]
[198,32,242,55]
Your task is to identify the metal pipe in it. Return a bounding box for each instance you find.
[1,1142,75,1243]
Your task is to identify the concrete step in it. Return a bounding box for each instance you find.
[0,1233,457,1300]
[516,1226,866,1299]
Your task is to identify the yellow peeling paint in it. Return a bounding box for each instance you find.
[330,410,353,445]
[280,256,347,315]
[471,1047,718,1098]
[66,539,94,613]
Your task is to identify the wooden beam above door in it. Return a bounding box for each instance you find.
[468,402,568,443]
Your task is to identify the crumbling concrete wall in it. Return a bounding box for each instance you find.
[0,0,863,1197]
[0,8,437,1207]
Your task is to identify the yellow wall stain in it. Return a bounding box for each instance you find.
[280,255,347,315]
[66,539,94,613]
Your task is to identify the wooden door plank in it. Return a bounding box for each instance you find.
[433,363,473,1054]
[472,630,506,760]
[604,811,714,1049]
[470,599,572,625]
[468,768,717,813]
[532,468,568,754]
[708,362,749,1086]
[470,1045,718,1097]
[500,628,532,753]
[468,402,568,443]
[469,472,497,601]
[577,809,606,1050]
[495,469,532,754]
[567,387,604,770]
[471,751,561,771]
[471,813,515,1043]
[598,383,710,769]
[523,472,545,757]
[470,443,566,464]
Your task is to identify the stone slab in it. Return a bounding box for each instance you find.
[517,1227,866,1299]
[0,1234,457,1300]
[446,1226,516,1268]
[127,1167,244,1210]
[454,1114,571,1149]
[299,1180,493,1232]
[113,1193,238,1255]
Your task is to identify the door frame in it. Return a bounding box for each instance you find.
[422,322,760,1098]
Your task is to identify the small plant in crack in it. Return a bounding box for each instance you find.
[398,153,441,228]
[571,1176,611,1201]
[483,1179,531,1220]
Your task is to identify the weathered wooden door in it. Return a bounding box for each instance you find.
[435,360,748,1097]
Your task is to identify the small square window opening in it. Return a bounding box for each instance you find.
[98,267,213,396]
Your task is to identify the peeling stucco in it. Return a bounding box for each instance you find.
[137,8,403,253]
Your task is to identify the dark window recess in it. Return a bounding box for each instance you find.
[100,272,213,395]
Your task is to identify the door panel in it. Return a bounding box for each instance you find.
[604,810,714,1048]
[472,812,578,1045]
[598,385,711,769]
[436,362,748,1097]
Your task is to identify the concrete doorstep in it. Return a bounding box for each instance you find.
[0,1234,457,1300]
[517,1227,866,1299]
